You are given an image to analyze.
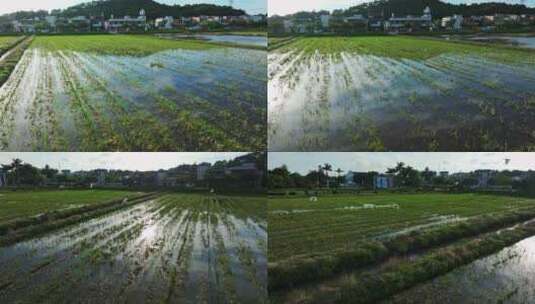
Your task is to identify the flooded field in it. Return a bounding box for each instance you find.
[0,193,267,303]
[0,35,267,151]
[268,36,535,151]
[388,234,535,303]
[268,192,535,302]
[268,193,534,261]
[467,35,535,49]
[158,33,268,48]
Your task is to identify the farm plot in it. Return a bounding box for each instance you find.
[0,189,141,223]
[268,36,535,151]
[157,33,268,48]
[268,192,535,302]
[0,193,267,303]
[387,234,535,304]
[0,35,267,151]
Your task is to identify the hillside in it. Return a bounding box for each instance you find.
[273,0,535,19]
[342,0,535,18]
[0,0,245,22]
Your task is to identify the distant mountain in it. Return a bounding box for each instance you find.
[0,0,246,22]
[338,0,535,19]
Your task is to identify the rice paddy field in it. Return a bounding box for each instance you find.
[0,192,267,303]
[0,34,267,151]
[268,192,535,303]
[268,36,535,151]
[0,189,139,223]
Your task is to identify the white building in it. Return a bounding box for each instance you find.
[108,9,148,32]
[386,6,433,32]
[155,16,174,29]
[442,14,463,31]
[45,16,57,27]
[320,14,331,28]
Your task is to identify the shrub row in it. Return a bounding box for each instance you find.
[0,36,33,87]
[336,221,535,304]
[269,207,535,290]
[0,192,159,245]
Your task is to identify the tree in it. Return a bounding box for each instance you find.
[335,168,344,186]
[322,163,333,188]
[41,164,58,180]
[387,162,421,188]
[268,165,291,189]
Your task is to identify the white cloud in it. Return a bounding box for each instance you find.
[269,152,535,174]
[0,153,247,171]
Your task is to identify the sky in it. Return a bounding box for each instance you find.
[269,0,535,16]
[269,153,535,174]
[0,152,246,171]
[0,0,266,15]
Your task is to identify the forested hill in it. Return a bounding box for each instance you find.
[273,0,535,19]
[340,0,535,18]
[0,0,246,22]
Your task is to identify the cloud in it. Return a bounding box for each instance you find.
[269,152,535,174]
[0,153,247,171]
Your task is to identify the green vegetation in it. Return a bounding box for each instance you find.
[0,36,32,86]
[269,192,535,261]
[0,189,139,223]
[281,220,535,304]
[0,34,266,151]
[0,192,266,303]
[278,36,535,63]
[32,34,218,56]
[269,36,535,151]
[0,36,23,55]
[269,192,535,300]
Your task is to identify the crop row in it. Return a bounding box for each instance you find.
[285,219,535,304]
[269,206,535,290]
[0,194,266,303]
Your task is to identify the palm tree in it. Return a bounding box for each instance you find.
[336,168,344,185]
[322,163,333,188]
[11,159,23,186]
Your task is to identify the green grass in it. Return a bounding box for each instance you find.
[0,36,21,54]
[0,189,140,223]
[31,35,218,56]
[269,192,535,262]
[277,36,535,63]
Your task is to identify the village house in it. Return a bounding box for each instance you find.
[441,14,463,31]
[107,9,148,32]
[385,6,433,33]
[374,174,395,189]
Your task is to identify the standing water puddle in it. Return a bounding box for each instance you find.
[0,195,267,303]
[387,234,535,303]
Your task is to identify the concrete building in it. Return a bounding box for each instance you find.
[385,6,433,32]
[196,163,211,181]
[0,170,7,187]
[442,15,463,31]
[374,174,394,189]
[155,16,174,29]
[320,14,331,28]
[108,9,148,32]
[475,170,495,188]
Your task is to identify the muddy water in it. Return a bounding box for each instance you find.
[0,46,267,151]
[469,35,535,49]
[268,51,535,151]
[0,195,267,303]
[157,34,268,47]
[387,235,535,304]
